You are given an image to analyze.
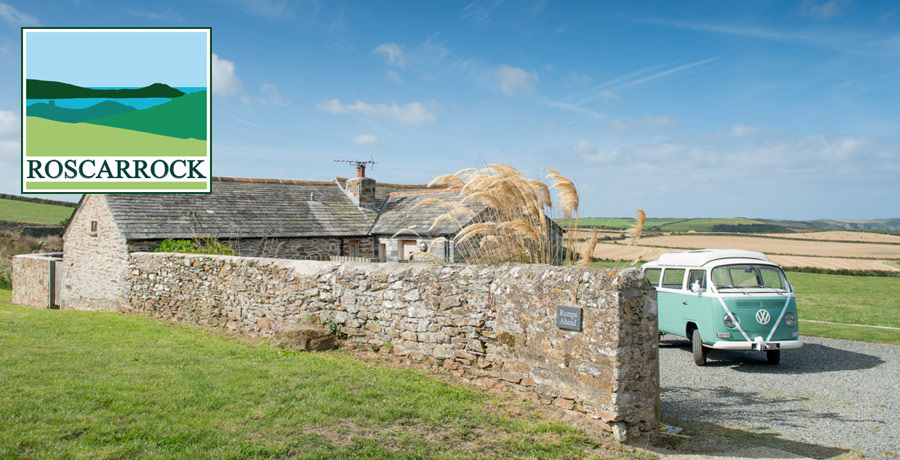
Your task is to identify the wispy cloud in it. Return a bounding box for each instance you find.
[0,110,17,140]
[220,0,300,19]
[318,99,437,125]
[0,2,37,26]
[258,84,288,106]
[461,0,549,26]
[798,0,850,20]
[494,64,538,96]
[211,53,244,98]
[534,97,605,119]
[122,9,184,22]
[573,140,617,163]
[372,42,407,67]
[607,116,679,133]
[353,134,382,146]
[616,58,717,90]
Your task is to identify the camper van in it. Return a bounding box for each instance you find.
[642,249,802,366]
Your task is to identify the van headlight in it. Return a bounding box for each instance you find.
[723,314,737,328]
[784,313,797,327]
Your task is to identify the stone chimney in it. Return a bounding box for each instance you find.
[346,165,376,209]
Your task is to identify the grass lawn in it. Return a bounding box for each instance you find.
[0,289,645,460]
[0,198,74,225]
[787,271,900,345]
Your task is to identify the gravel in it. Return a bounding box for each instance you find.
[660,334,900,459]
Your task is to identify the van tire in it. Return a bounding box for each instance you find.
[692,329,707,366]
[766,349,781,365]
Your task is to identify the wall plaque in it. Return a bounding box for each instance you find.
[556,305,582,332]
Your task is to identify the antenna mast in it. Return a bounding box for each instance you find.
[334,156,376,178]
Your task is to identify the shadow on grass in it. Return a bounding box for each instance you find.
[659,414,854,459]
[660,337,884,373]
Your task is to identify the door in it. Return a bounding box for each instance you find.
[657,268,686,336]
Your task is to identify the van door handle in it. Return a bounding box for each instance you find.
[682,301,687,305]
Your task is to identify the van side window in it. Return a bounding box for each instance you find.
[661,268,686,289]
[644,268,662,286]
[688,270,707,291]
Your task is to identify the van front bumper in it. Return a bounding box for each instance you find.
[709,339,803,350]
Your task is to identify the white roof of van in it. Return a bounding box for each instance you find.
[645,249,771,268]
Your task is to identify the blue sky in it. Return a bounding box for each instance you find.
[25,29,208,87]
[1,0,898,219]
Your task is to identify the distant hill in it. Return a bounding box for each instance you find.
[86,91,207,140]
[26,79,185,99]
[26,100,136,123]
[565,216,900,233]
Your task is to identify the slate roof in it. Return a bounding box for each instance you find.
[104,177,376,240]
[371,189,487,236]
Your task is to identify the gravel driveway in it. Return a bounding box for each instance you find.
[660,334,900,459]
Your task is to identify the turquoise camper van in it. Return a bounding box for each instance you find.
[642,250,802,366]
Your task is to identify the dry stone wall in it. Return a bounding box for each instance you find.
[11,253,57,309]
[126,253,659,443]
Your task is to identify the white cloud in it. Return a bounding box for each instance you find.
[607,116,679,133]
[596,90,621,104]
[573,140,618,163]
[721,123,760,139]
[494,64,538,97]
[566,72,591,86]
[372,43,407,67]
[257,83,288,106]
[353,134,382,146]
[0,110,17,140]
[318,99,437,125]
[385,70,404,84]
[122,9,183,21]
[0,3,38,26]
[212,54,243,98]
[799,0,849,19]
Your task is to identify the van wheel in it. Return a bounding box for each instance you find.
[766,350,781,365]
[692,329,707,366]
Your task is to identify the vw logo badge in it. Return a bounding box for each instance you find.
[756,309,771,325]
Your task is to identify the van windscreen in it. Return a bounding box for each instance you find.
[711,264,788,290]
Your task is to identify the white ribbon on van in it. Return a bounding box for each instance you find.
[711,286,792,349]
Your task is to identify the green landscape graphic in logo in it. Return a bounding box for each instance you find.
[22,29,211,193]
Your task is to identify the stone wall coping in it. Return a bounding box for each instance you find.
[13,252,63,261]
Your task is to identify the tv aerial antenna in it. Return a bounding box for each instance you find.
[333,155,376,170]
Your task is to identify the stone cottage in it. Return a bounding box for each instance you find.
[59,168,542,309]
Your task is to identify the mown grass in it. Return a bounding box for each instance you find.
[0,198,74,225]
[0,289,644,460]
[654,218,764,232]
[788,271,900,345]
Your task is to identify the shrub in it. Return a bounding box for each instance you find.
[0,270,11,290]
[154,238,237,256]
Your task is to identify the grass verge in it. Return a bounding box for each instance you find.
[0,289,646,460]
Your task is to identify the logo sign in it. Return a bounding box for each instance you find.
[556,305,582,332]
[21,28,211,193]
[755,309,771,325]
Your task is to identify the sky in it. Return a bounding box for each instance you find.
[25,29,208,87]
[0,0,898,220]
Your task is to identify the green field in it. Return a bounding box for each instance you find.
[788,271,900,345]
[570,217,682,229]
[566,217,767,232]
[88,91,208,141]
[0,289,641,460]
[0,198,74,225]
[26,117,206,157]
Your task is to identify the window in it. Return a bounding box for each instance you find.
[644,268,662,286]
[661,268,686,289]
[348,241,359,257]
[89,221,98,237]
[687,270,707,291]
[712,264,789,290]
